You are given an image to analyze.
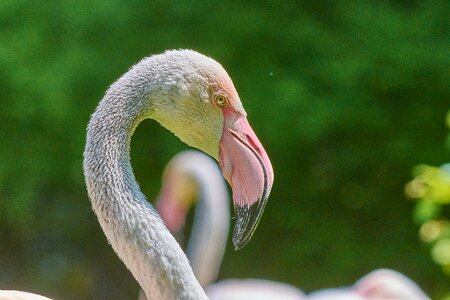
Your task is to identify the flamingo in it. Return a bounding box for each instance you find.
[306,269,430,300]
[154,150,304,300]
[1,49,273,300]
[83,49,274,299]
[156,150,230,287]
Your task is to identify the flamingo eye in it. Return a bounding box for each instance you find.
[214,94,228,108]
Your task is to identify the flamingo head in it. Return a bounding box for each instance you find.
[149,50,274,249]
[156,159,199,234]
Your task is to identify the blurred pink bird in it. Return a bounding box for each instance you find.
[306,269,430,300]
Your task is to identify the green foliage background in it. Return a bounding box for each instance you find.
[0,1,448,299]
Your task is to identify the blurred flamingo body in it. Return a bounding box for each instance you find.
[306,269,430,300]
[206,279,305,300]
[0,290,52,300]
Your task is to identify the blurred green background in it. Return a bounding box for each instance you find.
[0,1,449,299]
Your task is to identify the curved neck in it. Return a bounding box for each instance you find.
[83,64,207,299]
[177,153,230,286]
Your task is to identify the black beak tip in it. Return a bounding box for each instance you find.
[232,195,270,250]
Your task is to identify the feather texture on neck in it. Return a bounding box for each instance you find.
[83,50,217,300]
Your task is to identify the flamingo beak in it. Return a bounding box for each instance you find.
[219,111,274,250]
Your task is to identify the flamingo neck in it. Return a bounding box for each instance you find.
[188,164,230,286]
[173,152,230,286]
[83,62,207,299]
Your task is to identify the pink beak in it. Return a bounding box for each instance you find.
[219,109,274,249]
